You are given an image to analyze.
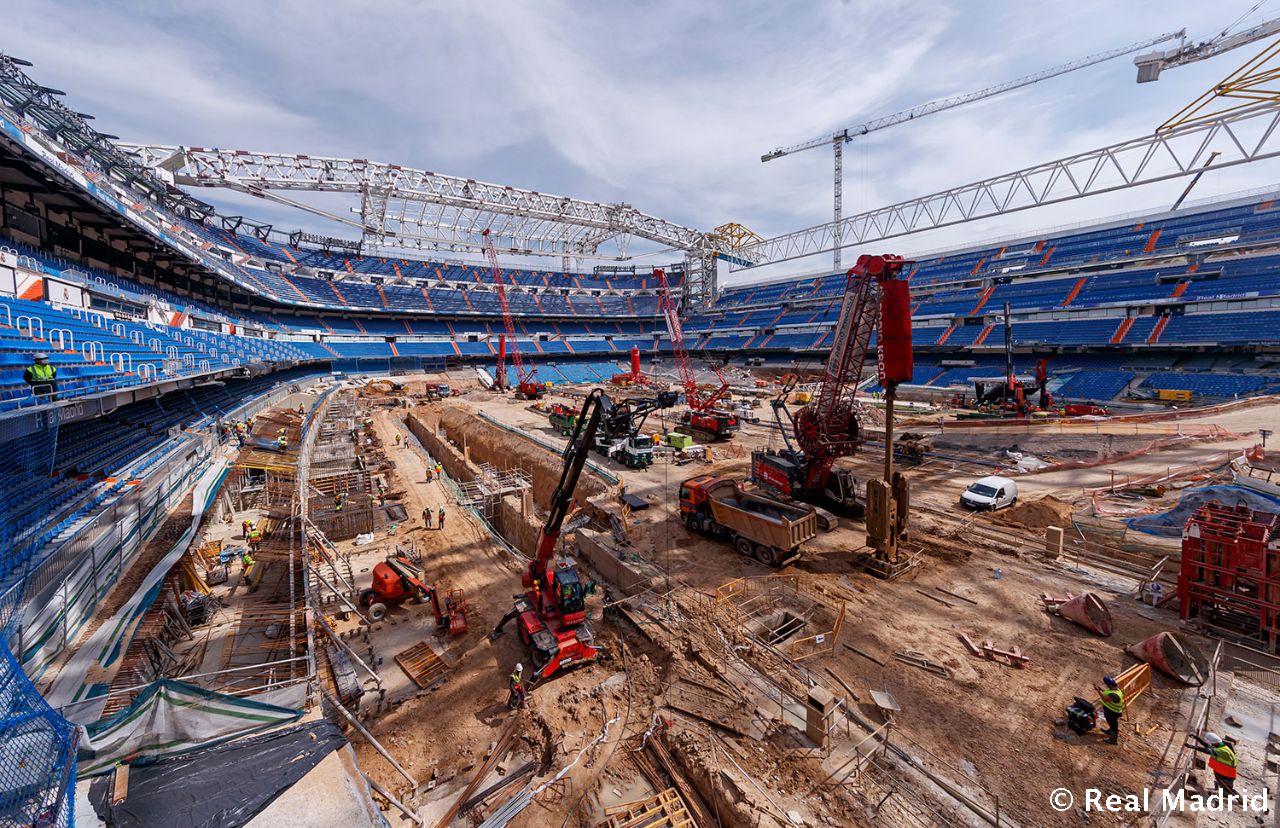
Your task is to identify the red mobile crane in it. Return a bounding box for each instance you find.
[753,254,911,513]
[483,229,543,399]
[653,268,739,441]
[490,388,612,682]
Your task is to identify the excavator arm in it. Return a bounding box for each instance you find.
[528,389,612,589]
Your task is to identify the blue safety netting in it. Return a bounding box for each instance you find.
[1126,485,1280,537]
[0,408,77,827]
[0,636,78,828]
[0,408,60,600]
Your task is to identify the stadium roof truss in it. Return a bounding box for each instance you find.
[739,100,1280,268]
[120,143,733,257]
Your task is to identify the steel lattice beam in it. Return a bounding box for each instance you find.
[741,101,1280,267]
[118,143,719,259]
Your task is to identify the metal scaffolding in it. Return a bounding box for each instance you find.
[455,463,532,520]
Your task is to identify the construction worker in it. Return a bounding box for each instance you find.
[508,662,527,709]
[241,519,254,539]
[298,404,305,417]
[395,433,402,446]
[23,352,57,399]
[423,507,433,529]
[434,463,443,479]
[241,550,256,585]
[1190,733,1239,797]
[1095,675,1124,745]
[248,527,263,551]
[438,506,446,530]
[334,492,346,512]
[276,435,289,450]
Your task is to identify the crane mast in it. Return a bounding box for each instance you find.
[483,229,541,398]
[795,255,897,490]
[755,254,908,511]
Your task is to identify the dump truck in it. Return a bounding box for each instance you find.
[679,475,818,567]
[548,403,578,436]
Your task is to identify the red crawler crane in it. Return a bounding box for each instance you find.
[483,229,543,399]
[753,254,912,515]
[654,267,739,441]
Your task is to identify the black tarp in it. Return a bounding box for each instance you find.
[88,720,347,828]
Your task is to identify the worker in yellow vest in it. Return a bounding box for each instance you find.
[23,352,57,399]
[1191,733,1239,797]
[1095,675,1123,745]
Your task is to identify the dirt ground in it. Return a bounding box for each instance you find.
[333,377,1280,827]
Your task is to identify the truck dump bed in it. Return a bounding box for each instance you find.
[704,479,818,551]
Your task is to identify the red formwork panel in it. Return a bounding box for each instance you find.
[1179,503,1280,651]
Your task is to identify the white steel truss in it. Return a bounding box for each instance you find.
[119,144,720,259]
[740,101,1280,267]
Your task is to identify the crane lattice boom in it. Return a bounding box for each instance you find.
[794,255,901,490]
[654,268,729,412]
[762,30,1184,161]
[483,229,536,389]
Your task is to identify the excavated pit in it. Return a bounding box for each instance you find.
[405,405,616,557]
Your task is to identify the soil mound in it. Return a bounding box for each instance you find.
[991,494,1073,531]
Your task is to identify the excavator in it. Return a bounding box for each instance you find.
[359,550,467,634]
[491,388,612,683]
[752,254,912,517]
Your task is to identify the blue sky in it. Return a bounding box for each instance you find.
[8,0,1280,284]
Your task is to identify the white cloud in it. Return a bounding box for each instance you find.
[8,0,1280,284]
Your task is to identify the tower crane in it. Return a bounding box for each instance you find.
[654,267,740,441]
[761,30,1184,268]
[1135,12,1280,81]
[483,229,544,399]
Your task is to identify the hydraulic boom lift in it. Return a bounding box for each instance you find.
[491,389,613,682]
[654,268,739,441]
[483,228,544,399]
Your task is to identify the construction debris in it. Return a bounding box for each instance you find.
[959,633,1030,669]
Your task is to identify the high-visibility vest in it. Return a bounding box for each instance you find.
[1101,687,1124,714]
[28,363,55,381]
[1208,743,1238,779]
[510,672,522,688]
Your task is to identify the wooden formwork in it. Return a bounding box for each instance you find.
[602,788,693,828]
[395,641,450,688]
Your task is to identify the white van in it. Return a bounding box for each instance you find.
[959,475,1018,511]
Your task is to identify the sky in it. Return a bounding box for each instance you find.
[8,0,1280,286]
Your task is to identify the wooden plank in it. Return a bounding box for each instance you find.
[112,764,129,805]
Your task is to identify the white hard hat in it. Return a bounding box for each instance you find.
[1204,732,1222,744]
[515,663,523,672]
[34,352,49,360]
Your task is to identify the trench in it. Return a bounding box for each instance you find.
[403,406,615,558]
